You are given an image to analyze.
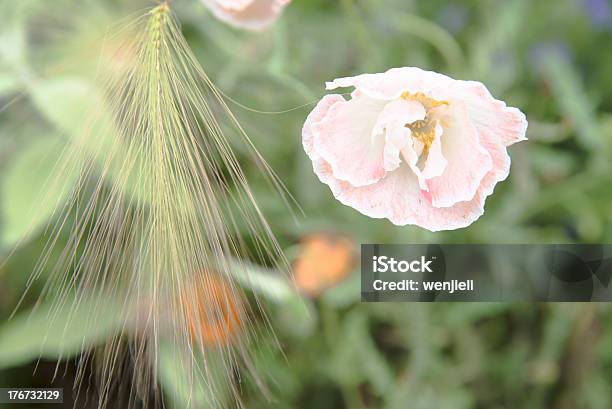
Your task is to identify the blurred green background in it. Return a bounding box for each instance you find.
[1,0,612,408]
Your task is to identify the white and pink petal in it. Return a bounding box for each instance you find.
[327,167,488,232]
[425,103,493,207]
[326,67,455,103]
[453,81,528,147]
[201,0,292,31]
[302,94,345,160]
[311,95,387,187]
[303,67,528,231]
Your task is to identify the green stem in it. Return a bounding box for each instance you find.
[388,12,465,70]
[319,301,364,409]
[518,164,612,222]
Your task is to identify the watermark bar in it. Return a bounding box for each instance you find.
[361,244,612,302]
[0,388,63,404]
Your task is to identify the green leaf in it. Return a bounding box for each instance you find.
[0,69,19,96]
[0,135,78,247]
[30,77,106,141]
[29,76,151,205]
[157,340,230,409]
[528,145,577,181]
[388,12,464,70]
[327,311,394,395]
[0,294,124,369]
[545,55,602,152]
[321,270,360,307]
[443,303,513,328]
[276,295,317,338]
[230,259,317,337]
[0,19,26,67]
[29,77,131,180]
[229,259,294,302]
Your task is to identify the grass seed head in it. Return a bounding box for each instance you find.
[26,3,289,408]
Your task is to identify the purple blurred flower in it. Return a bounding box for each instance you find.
[582,0,612,29]
[437,4,469,34]
[528,41,573,75]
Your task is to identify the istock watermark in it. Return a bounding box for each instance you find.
[361,244,612,302]
[372,256,434,273]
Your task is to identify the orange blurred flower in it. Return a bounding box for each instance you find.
[182,272,244,346]
[293,233,356,297]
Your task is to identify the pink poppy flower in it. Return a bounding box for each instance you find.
[201,0,292,31]
[303,67,528,231]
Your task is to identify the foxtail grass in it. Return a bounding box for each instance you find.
[21,3,291,408]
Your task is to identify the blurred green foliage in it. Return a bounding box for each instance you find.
[1,0,612,408]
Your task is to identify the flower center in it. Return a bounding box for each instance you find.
[407,120,437,153]
[401,91,448,154]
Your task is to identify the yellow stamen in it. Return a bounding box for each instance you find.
[408,121,437,153]
[401,91,448,111]
[401,92,447,154]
